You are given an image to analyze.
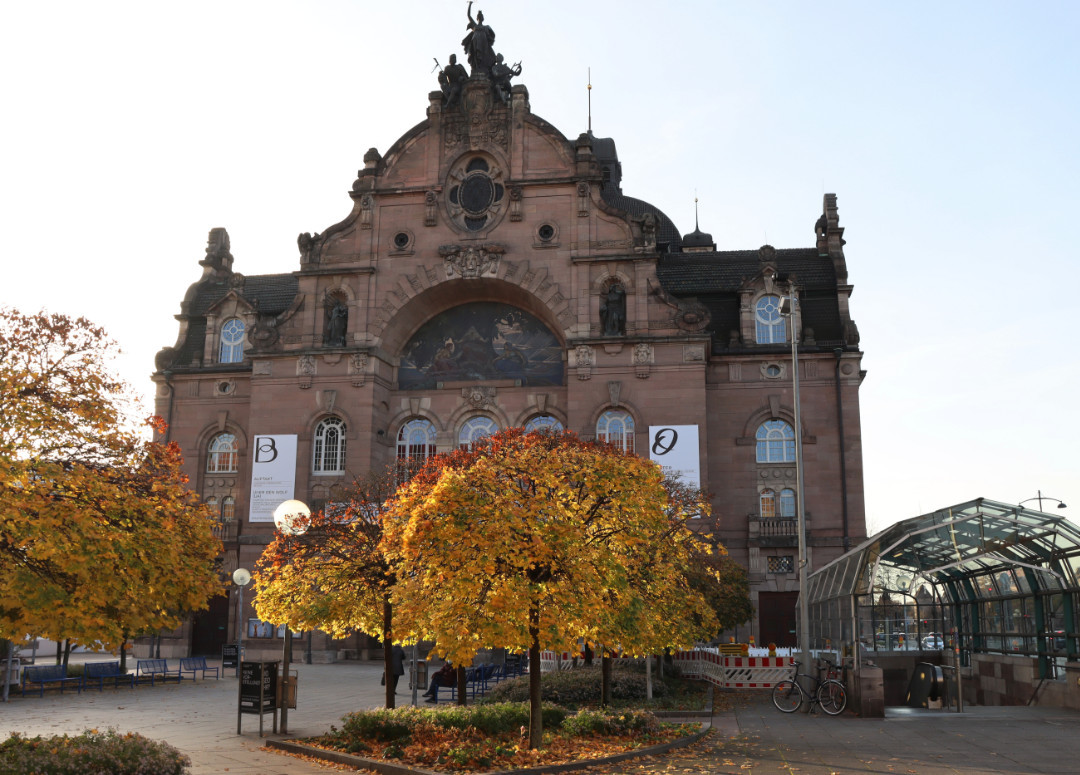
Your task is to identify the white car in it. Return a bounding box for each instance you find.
[922,633,944,649]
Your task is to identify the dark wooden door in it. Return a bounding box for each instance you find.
[190,595,231,657]
[758,591,798,647]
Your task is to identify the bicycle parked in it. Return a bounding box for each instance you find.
[771,657,848,715]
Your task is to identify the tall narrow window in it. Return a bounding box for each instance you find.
[313,417,346,473]
[524,414,563,433]
[207,433,238,473]
[221,495,236,522]
[397,418,437,461]
[205,496,218,516]
[779,488,796,518]
[755,295,786,344]
[458,416,498,450]
[219,318,245,363]
[756,420,795,463]
[759,489,776,518]
[597,409,635,453]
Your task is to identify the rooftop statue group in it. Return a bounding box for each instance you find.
[437,2,521,108]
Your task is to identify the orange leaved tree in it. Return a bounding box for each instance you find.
[253,467,409,708]
[0,308,222,666]
[383,428,722,748]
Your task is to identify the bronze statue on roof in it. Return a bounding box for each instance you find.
[462,2,496,75]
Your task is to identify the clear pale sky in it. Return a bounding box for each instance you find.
[3,1,1076,534]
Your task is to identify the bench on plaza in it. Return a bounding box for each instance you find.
[21,663,83,697]
[135,658,181,686]
[83,661,135,691]
[179,656,219,681]
[432,663,500,703]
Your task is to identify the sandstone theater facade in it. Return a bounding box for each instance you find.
[153,41,867,660]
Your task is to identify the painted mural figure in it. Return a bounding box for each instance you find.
[600,284,626,336]
[462,2,496,75]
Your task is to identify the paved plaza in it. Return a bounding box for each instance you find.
[3,658,1080,774]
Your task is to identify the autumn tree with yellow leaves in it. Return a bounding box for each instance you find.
[253,467,409,709]
[0,308,222,668]
[384,428,725,749]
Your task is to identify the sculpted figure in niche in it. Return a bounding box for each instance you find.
[324,299,348,347]
[600,284,627,336]
[490,53,521,105]
[438,53,468,109]
[462,2,496,75]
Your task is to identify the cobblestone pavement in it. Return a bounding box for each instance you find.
[5,662,1080,774]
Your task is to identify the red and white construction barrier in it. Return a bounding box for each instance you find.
[673,650,793,689]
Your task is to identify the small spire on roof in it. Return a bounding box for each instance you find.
[587,68,592,134]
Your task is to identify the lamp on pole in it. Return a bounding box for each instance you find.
[231,567,251,675]
[779,282,811,666]
[1019,491,1067,512]
[272,499,311,735]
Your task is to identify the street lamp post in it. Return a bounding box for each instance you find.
[1019,491,1067,512]
[231,567,252,676]
[272,499,311,735]
[780,283,811,668]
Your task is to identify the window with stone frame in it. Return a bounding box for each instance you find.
[760,489,776,518]
[755,295,786,344]
[768,555,795,574]
[459,416,498,450]
[313,417,347,474]
[596,409,635,453]
[205,496,218,517]
[524,414,563,433]
[221,495,236,522]
[219,318,245,363]
[207,433,238,473]
[756,420,795,463]
[779,488,796,519]
[397,418,437,461]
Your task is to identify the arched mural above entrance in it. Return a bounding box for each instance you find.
[398,301,563,389]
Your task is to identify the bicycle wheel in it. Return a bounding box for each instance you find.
[771,679,803,713]
[817,680,847,715]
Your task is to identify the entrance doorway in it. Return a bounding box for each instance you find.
[190,595,230,657]
[759,591,798,647]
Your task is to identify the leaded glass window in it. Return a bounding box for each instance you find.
[524,415,563,433]
[219,318,245,363]
[397,418,437,461]
[597,410,635,453]
[313,417,347,473]
[755,295,786,344]
[756,420,795,463]
[207,433,238,473]
[459,416,498,450]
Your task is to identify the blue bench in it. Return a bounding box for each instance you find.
[135,658,180,686]
[433,663,499,703]
[21,664,83,697]
[83,661,135,691]
[179,656,219,681]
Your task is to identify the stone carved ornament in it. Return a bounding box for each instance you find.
[439,243,506,279]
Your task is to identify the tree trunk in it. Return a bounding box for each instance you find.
[583,642,593,666]
[62,639,72,672]
[456,665,467,706]
[119,633,128,673]
[528,606,542,750]
[600,648,611,707]
[646,653,653,700]
[383,597,395,709]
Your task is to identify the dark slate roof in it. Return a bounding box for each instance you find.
[681,227,715,249]
[657,248,844,348]
[187,273,298,317]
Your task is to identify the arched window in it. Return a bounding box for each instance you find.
[313,417,347,473]
[207,433,238,473]
[219,318,246,363]
[205,496,218,516]
[221,496,236,522]
[524,414,564,433]
[459,416,498,450]
[759,489,776,519]
[755,295,786,344]
[756,420,795,463]
[597,409,635,453]
[397,418,437,462]
[779,488,796,519]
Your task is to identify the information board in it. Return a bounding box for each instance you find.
[239,661,278,714]
[222,644,239,669]
[248,435,297,522]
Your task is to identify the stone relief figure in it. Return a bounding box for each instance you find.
[600,283,627,336]
[462,2,496,75]
[438,53,468,109]
[324,298,348,347]
[490,53,522,105]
